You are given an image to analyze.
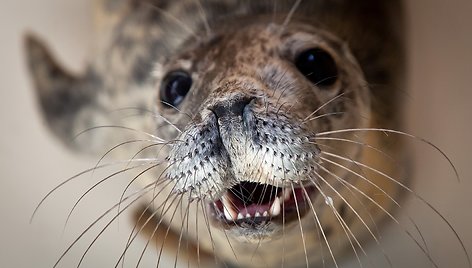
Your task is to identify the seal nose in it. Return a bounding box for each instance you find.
[211,96,254,119]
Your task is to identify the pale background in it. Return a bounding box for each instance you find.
[0,0,471,267]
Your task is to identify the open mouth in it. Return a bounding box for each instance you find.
[211,181,316,227]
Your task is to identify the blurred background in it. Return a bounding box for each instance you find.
[0,0,471,267]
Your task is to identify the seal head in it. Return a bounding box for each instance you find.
[157,21,370,241]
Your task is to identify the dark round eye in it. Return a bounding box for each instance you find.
[160,71,192,108]
[295,48,338,87]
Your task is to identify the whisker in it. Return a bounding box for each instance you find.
[319,153,401,206]
[118,179,174,268]
[134,194,180,268]
[315,155,440,267]
[194,0,212,37]
[313,136,397,163]
[144,2,198,40]
[300,182,339,268]
[116,179,176,267]
[116,141,178,215]
[92,139,162,176]
[199,198,224,267]
[291,183,309,268]
[316,128,459,181]
[411,218,432,267]
[73,125,165,143]
[302,91,347,123]
[158,100,195,120]
[64,162,158,230]
[184,199,191,268]
[208,191,244,260]
[52,183,155,268]
[30,158,158,223]
[116,162,166,215]
[271,0,278,24]
[281,0,302,29]
[109,106,191,128]
[195,199,201,268]
[314,181,364,267]
[305,111,346,122]
[172,195,191,268]
[308,173,379,268]
[155,194,184,268]
[78,190,154,268]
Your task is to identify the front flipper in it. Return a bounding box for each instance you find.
[24,33,157,156]
[24,34,102,153]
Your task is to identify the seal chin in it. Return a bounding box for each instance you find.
[208,181,317,233]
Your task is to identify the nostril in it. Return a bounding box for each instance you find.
[212,96,255,119]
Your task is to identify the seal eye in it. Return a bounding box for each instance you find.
[160,71,192,108]
[295,48,338,87]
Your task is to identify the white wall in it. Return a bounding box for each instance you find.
[0,0,471,267]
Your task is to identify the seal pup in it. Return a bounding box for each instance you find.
[25,0,470,267]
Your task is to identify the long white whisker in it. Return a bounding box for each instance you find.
[281,0,302,29]
[308,174,382,268]
[317,128,459,181]
[199,198,223,267]
[118,178,174,268]
[308,181,364,267]
[144,2,198,40]
[316,156,440,267]
[302,91,347,123]
[173,194,192,268]
[300,182,339,268]
[116,176,177,267]
[30,158,158,223]
[155,195,184,268]
[64,162,158,230]
[92,139,161,176]
[291,183,309,268]
[194,0,212,37]
[73,125,165,143]
[52,183,155,268]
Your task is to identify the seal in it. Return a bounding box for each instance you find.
[25,0,470,267]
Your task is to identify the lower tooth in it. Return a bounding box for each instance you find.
[283,189,291,201]
[263,211,269,217]
[237,213,244,220]
[255,212,261,217]
[224,208,232,221]
[270,197,281,216]
[222,196,236,221]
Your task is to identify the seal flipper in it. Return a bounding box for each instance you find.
[24,34,99,153]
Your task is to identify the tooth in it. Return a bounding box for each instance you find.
[223,207,232,221]
[222,196,236,221]
[283,189,291,201]
[270,197,281,216]
[263,211,268,217]
[237,213,244,220]
[246,213,251,218]
[255,212,261,217]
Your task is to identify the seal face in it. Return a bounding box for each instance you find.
[158,22,370,241]
[26,1,416,267]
